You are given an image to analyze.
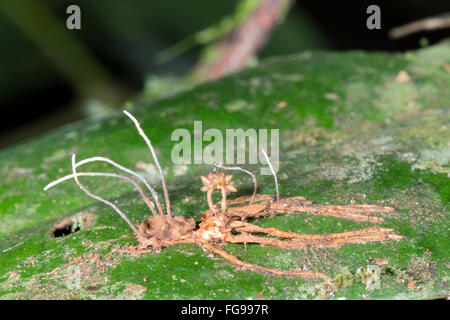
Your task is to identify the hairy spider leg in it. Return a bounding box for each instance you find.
[202,241,327,279]
[225,197,392,223]
[228,221,405,248]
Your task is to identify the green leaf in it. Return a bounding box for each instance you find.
[0,42,449,299]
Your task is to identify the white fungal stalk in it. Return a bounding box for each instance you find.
[74,156,166,220]
[44,171,158,218]
[123,110,174,220]
[70,154,145,237]
[261,149,279,209]
[44,111,180,238]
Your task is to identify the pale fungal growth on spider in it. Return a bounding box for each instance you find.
[123,110,175,223]
[45,155,165,222]
[44,169,158,218]
[200,171,237,214]
[214,163,257,205]
[70,154,145,237]
[44,110,406,279]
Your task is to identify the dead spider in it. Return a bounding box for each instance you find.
[44,111,405,279]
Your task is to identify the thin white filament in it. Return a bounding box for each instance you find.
[123,110,173,218]
[74,156,164,217]
[44,171,158,218]
[214,163,258,204]
[71,154,144,237]
[261,149,279,209]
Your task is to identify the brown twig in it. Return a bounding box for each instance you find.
[192,0,293,81]
[388,13,450,39]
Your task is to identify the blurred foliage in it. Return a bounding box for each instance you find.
[0,0,120,101]
[0,0,329,105]
[0,0,448,149]
[154,0,264,64]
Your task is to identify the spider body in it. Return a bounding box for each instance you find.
[137,216,196,249]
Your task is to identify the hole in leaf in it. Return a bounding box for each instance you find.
[51,214,97,238]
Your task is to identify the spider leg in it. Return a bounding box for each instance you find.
[226,203,275,219]
[226,194,276,206]
[229,221,405,248]
[201,241,326,279]
[226,233,295,248]
[273,203,391,223]
[227,197,393,223]
[225,195,309,219]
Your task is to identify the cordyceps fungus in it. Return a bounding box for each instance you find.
[214,163,258,205]
[200,171,237,215]
[44,110,405,279]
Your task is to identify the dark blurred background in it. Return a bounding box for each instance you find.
[0,0,449,149]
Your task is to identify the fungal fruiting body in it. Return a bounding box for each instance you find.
[44,111,405,279]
